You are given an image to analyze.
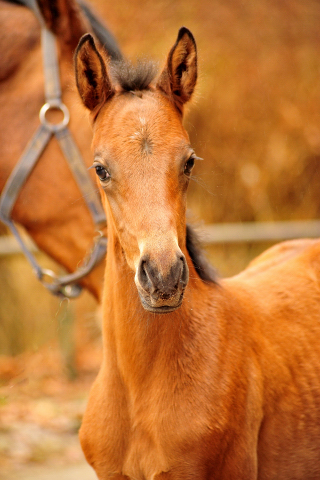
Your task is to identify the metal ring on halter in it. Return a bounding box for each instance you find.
[38,268,61,285]
[39,100,70,132]
[38,268,82,298]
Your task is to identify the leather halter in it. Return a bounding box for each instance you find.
[0,0,107,298]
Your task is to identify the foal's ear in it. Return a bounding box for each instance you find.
[157,27,197,110]
[74,34,114,115]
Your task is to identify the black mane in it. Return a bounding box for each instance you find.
[186,225,218,284]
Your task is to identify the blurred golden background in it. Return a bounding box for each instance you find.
[1,0,320,475]
[2,0,320,354]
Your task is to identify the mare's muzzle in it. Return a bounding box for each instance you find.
[135,252,189,313]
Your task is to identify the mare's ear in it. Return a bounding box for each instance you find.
[37,0,89,51]
[157,27,197,111]
[74,34,114,115]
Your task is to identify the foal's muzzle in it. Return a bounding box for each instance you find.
[135,252,189,313]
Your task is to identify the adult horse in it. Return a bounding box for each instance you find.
[74,28,320,479]
[0,0,121,300]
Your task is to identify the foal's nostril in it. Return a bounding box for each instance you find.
[179,254,189,288]
[140,260,147,283]
[138,257,151,291]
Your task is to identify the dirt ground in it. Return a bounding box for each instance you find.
[0,345,101,480]
[4,461,97,480]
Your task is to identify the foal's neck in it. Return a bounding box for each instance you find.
[101,230,206,382]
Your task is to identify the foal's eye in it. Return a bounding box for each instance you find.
[184,156,195,176]
[95,165,110,182]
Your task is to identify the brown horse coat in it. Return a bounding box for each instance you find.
[74,27,320,480]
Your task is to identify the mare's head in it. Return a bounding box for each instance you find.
[0,0,121,299]
[75,28,198,313]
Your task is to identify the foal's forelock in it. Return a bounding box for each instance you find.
[109,59,159,93]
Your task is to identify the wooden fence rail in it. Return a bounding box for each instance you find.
[200,220,320,244]
[0,220,320,256]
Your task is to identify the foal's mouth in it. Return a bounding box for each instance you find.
[139,292,185,314]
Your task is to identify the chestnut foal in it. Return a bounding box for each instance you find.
[74,28,320,479]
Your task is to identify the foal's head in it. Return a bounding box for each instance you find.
[75,28,198,313]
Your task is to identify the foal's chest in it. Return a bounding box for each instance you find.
[121,431,170,480]
[109,389,217,480]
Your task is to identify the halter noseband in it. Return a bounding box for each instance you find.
[0,0,107,298]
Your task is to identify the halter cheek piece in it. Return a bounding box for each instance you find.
[0,0,107,298]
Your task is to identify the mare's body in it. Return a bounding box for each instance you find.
[73,28,320,479]
[0,0,121,299]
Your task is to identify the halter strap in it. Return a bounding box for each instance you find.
[0,0,107,298]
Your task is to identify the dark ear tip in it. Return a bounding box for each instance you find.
[177,27,196,44]
[76,33,95,54]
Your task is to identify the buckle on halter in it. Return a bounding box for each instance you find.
[39,100,70,132]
